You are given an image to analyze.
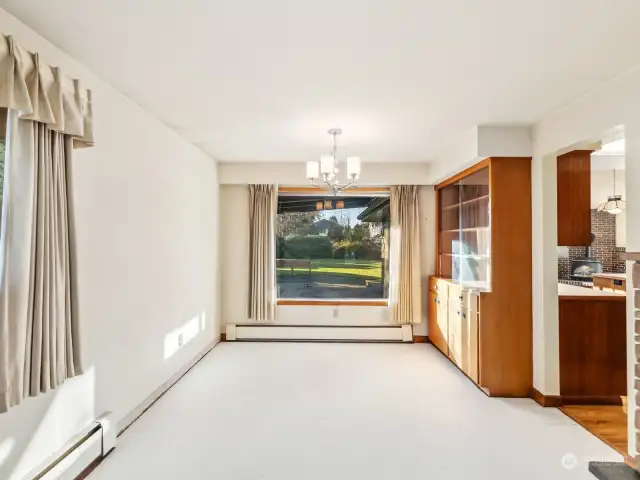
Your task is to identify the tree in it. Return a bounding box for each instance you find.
[338,211,350,228]
[351,223,369,242]
[327,215,345,242]
[276,211,319,238]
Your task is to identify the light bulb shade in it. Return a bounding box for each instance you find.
[336,200,345,209]
[320,155,335,175]
[597,195,626,214]
[324,200,332,209]
[347,157,361,178]
[306,161,319,180]
[316,201,324,211]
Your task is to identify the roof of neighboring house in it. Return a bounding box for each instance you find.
[358,197,390,223]
[313,219,341,230]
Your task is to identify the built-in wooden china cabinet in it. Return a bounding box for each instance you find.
[429,157,533,397]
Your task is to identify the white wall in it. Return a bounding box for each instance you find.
[219,162,432,185]
[532,61,640,455]
[219,182,435,335]
[0,9,219,480]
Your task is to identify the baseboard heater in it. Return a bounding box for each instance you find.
[227,324,413,342]
[29,412,117,480]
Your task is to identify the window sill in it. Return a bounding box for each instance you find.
[277,299,389,307]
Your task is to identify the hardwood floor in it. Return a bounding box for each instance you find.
[559,405,628,455]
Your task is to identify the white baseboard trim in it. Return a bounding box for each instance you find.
[117,340,217,435]
[226,324,412,342]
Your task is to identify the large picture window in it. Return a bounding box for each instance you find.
[276,192,390,301]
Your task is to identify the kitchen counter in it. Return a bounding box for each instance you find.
[558,282,625,299]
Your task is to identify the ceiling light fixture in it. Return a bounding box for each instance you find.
[305,128,361,195]
[597,169,626,215]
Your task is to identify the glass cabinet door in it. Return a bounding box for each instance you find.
[458,167,490,287]
[438,183,460,279]
[438,166,491,290]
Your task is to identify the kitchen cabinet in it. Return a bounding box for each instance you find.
[431,157,532,397]
[557,150,592,246]
[558,287,626,402]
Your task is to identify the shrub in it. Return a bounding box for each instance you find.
[333,239,381,260]
[281,235,332,259]
[332,240,361,258]
[358,239,382,260]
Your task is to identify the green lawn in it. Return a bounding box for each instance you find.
[277,259,382,280]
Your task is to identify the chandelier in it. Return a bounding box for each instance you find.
[305,128,361,195]
[597,169,626,214]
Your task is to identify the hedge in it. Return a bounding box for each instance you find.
[279,235,333,259]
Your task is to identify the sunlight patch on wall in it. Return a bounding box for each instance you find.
[9,367,96,480]
[164,312,206,360]
[0,437,15,469]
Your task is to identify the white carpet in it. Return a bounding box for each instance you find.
[90,342,622,479]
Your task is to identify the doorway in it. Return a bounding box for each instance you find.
[555,136,628,457]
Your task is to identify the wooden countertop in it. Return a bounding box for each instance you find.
[591,273,626,280]
[558,283,626,301]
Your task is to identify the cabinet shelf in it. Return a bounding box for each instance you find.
[441,195,490,212]
[442,204,460,211]
[461,194,490,205]
[443,253,489,259]
[441,227,489,233]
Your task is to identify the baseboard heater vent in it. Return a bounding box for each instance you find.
[227,324,412,342]
[30,412,117,480]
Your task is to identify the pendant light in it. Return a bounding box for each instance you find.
[597,169,626,215]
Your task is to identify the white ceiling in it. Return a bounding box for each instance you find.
[3,0,640,163]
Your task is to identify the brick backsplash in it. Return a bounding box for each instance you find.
[558,209,626,279]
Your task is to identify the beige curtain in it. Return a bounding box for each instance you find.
[248,185,276,321]
[0,110,82,412]
[389,185,422,324]
[0,34,94,148]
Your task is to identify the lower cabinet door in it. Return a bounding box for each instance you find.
[428,291,448,355]
[448,304,462,366]
[463,309,479,383]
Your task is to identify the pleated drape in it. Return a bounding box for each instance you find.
[248,185,276,321]
[0,111,81,412]
[0,34,93,148]
[389,185,422,324]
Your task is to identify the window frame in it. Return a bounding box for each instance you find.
[275,186,391,307]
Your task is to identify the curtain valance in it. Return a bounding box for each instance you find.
[0,34,93,148]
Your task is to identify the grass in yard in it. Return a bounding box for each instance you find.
[277,258,382,280]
